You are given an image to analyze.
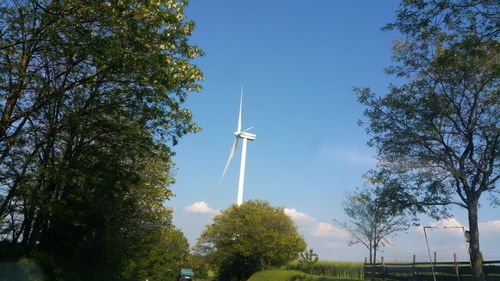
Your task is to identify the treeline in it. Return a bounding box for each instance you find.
[0,0,203,280]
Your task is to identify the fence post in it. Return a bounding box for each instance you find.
[434,251,437,264]
[364,257,368,279]
[381,256,385,280]
[412,254,416,280]
[454,253,460,281]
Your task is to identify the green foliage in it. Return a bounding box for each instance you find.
[298,249,319,274]
[0,0,203,280]
[339,185,410,281]
[187,254,211,280]
[357,1,499,213]
[123,227,190,281]
[195,200,306,281]
[357,1,498,279]
[286,261,364,280]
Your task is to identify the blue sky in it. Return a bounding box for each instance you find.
[169,0,500,262]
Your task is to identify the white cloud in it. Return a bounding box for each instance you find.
[284,207,349,240]
[425,218,500,235]
[284,208,316,226]
[184,201,219,216]
[479,220,500,233]
[313,222,349,238]
[413,218,465,236]
[431,217,464,228]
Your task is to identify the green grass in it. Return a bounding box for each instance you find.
[248,269,303,281]
[285,260,364,280]
[248,269,361,281]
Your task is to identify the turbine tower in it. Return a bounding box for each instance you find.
[219,87,256,206]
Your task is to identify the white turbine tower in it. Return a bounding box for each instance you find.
[219,87,256,206]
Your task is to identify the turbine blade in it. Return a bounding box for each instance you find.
[219,137,239,186]
[237,86,243,132]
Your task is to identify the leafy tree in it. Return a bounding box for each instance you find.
[0,0,202,217]
[194,200,306,281]
[298,248,319,274]
[187,254,211,280]
[339,186,410,281]
[0,0,203,279]
[357,1,498,279]
[124,227,190,281]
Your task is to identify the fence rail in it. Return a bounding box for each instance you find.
[364,255,500,280]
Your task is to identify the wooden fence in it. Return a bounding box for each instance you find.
[363,255,500,281]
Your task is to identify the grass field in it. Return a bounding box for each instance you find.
[247,269,362,281]
[285,260,364,280]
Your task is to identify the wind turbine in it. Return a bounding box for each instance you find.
[219,87,256,206]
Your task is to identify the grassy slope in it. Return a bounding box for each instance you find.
[248,269,361,281]
[247,269,302,281]
[285,260,364,280]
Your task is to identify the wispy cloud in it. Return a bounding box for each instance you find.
[284,208,349,239]
[325,241,345,249]
[479,220,500,234]
[313,222,349,238]
[184,201,220,216]
[317,145,377,166]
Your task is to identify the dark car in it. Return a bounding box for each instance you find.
[177,268,194,281]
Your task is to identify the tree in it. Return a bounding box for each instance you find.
[357,1,498,279]
[0,0,203,219]
[298,248,319,274]
[124,227,190,281]
[194,200,306,281]
[187,254,211,280]
[0,0,203,279]
[339,186,410,281]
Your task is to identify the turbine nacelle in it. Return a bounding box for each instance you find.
[235,131,256,141]
[235,129,256,141]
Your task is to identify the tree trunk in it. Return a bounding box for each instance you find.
[371,244,376,281]
[369,242,372,265]
[468,199,485,281]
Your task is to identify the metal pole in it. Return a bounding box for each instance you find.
[423,227,437,281]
